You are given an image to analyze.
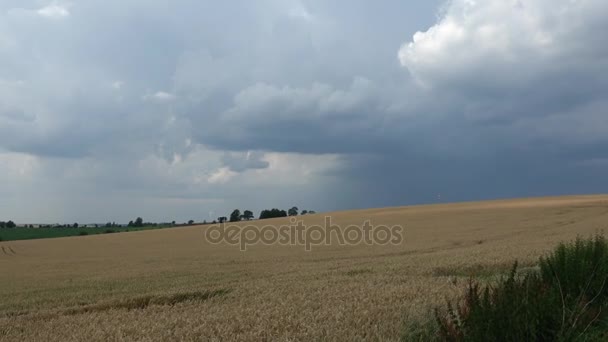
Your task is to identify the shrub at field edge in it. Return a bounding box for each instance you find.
[420,235,608,341]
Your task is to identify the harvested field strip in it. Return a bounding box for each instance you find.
[64,288,231,315]
[2,289,231,320]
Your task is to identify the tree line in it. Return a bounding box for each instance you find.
[2,208,318,230]
[215,207,316,223]
[0,217,201,229]
[0,221,16,229]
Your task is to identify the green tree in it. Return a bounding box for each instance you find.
[6,220,16,228]
[288,206,299,216]
[242,210,254,221]
[134,217,143,227]
[259,209,288,219]
[229,209,241,222]
[217,217,227,224]
[188,220,194,225]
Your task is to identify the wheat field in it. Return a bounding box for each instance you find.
[1,195,608,341]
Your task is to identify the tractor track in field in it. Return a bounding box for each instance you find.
[1,246,16,256]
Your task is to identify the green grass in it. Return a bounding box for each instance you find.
[0,225,174,242]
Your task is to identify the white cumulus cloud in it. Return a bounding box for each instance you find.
[399,0,608,88]
[37,4,70,19]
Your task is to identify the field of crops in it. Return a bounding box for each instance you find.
[1,195,607,341]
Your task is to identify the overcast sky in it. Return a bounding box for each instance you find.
[1,0,607,223]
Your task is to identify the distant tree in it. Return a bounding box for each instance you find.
[308,210,316,214]
[301,210,308,215]
[134,217,143,227]
[0,221,5,229]
[288,206,299,216]
[203,220,207,225]
[242,210,254,221]
[229,209,241,222]
[73,223,79,228]
[127,221,134,227]
[212,220,217,224]
[259,209,288,220]
[259,210,269,219]
[217,217,227,224]
[6,221,16,228]
[188,220,194,225]
[172,220,176,226]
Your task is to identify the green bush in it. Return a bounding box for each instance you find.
[540,235,608,306]
[539,235,608,340]
[433,235,608,341]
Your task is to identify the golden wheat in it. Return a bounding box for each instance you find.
[1,195,608,341]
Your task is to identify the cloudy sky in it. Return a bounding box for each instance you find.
[1,0,607,223]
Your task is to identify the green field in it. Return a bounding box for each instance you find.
[0,225,175,242]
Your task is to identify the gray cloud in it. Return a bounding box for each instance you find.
[221,151,270,173]
[0,107,34,122]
